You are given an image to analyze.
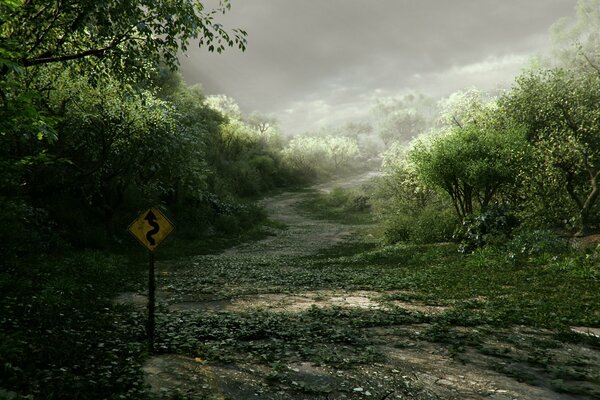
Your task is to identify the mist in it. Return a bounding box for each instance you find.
[179,0,576,135]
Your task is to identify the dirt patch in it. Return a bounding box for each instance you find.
[144,356,430,400]
[366,324,600,399]
[144,355,223,400]
[388,301,449,315]
[113,292,147,308]
[387,347,567,400]
[168,290,452,315]
[315,171,382,194]
[571,326,600,338]
[570,234,600,250]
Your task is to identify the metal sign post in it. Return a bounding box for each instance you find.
[128,207,175,353]
[148,251,156,353]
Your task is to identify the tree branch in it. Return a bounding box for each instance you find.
[21,27,134,67]
[580,47,600,75]
[451,115,463,129]
[565,170,584,210]
[21,47,110,67]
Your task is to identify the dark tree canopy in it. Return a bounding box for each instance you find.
[0,0,247,75]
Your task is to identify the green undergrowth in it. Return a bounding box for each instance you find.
[165,239,599,329]
[155,234,600,397]
[0,217,284,400]
[0,251,148,399]
[297,187,374,225]
[3,190,599,399]
[155,307,427,368]
[326,242,600,328]
[156,218,285,260]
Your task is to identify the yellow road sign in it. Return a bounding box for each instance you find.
[128,207,175,251]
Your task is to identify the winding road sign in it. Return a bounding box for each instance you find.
[128,207,175,251]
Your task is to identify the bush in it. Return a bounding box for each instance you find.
[454,205,519,253]
[0,197,59,259]
[505,229,568,260]
[383,214,412,243]
[320,188,372,212]
[411,207,457,244]
[383,206,457,244]
[173,193,266,238]
[351,195,370,212]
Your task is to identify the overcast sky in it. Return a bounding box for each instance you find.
[179,0,578,135]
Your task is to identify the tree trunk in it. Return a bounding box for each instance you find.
[576,175,599,237]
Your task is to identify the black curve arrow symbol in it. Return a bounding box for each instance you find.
[144,210,160,246]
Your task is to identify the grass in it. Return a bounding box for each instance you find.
[147,227,600,396]
[297,187,374,225]
[147,237,600,397]
[155,307,417,367]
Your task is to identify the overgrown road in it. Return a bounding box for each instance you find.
[118,172,600,400]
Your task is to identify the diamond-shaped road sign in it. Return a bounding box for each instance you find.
[128,207,175,251]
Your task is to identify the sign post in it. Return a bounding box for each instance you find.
[148,251,155,353]
[128,207,175,353]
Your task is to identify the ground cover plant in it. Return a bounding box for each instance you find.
[0,251,148,399]
[131,185,600,399]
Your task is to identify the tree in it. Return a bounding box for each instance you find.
[282,136,329,175]
[0,0,247,193]
[0,0,246,73]
[378,109,426,146]
[247,112,278,135]
[325,136,360,171]
[551,0,600,74]
[246,112,282,148]
[380,142,437,214]
[438,89,488,129]
[282,135,361,175]
[371,92,436,147]
[502,69,600,235]
[338,121,373,139]
[36,74,181,228]
[205,94,243,121]
[410,111,528,222]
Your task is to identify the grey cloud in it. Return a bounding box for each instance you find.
[179,0,577,134]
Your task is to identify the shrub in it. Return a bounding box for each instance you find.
[0,197,59,259]
[321,188,371,212]
[383,214,412,243]
[351,195,371,212]
[505,229,568,260]
[411,206,457,244]
[454,205,519,253]
[383,206,457,244]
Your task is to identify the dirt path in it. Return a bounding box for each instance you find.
[119,173,599,400]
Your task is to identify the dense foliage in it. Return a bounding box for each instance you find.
[375,2,600,245]
[0,1,283,398]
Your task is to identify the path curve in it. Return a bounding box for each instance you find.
[133,172,598,400]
